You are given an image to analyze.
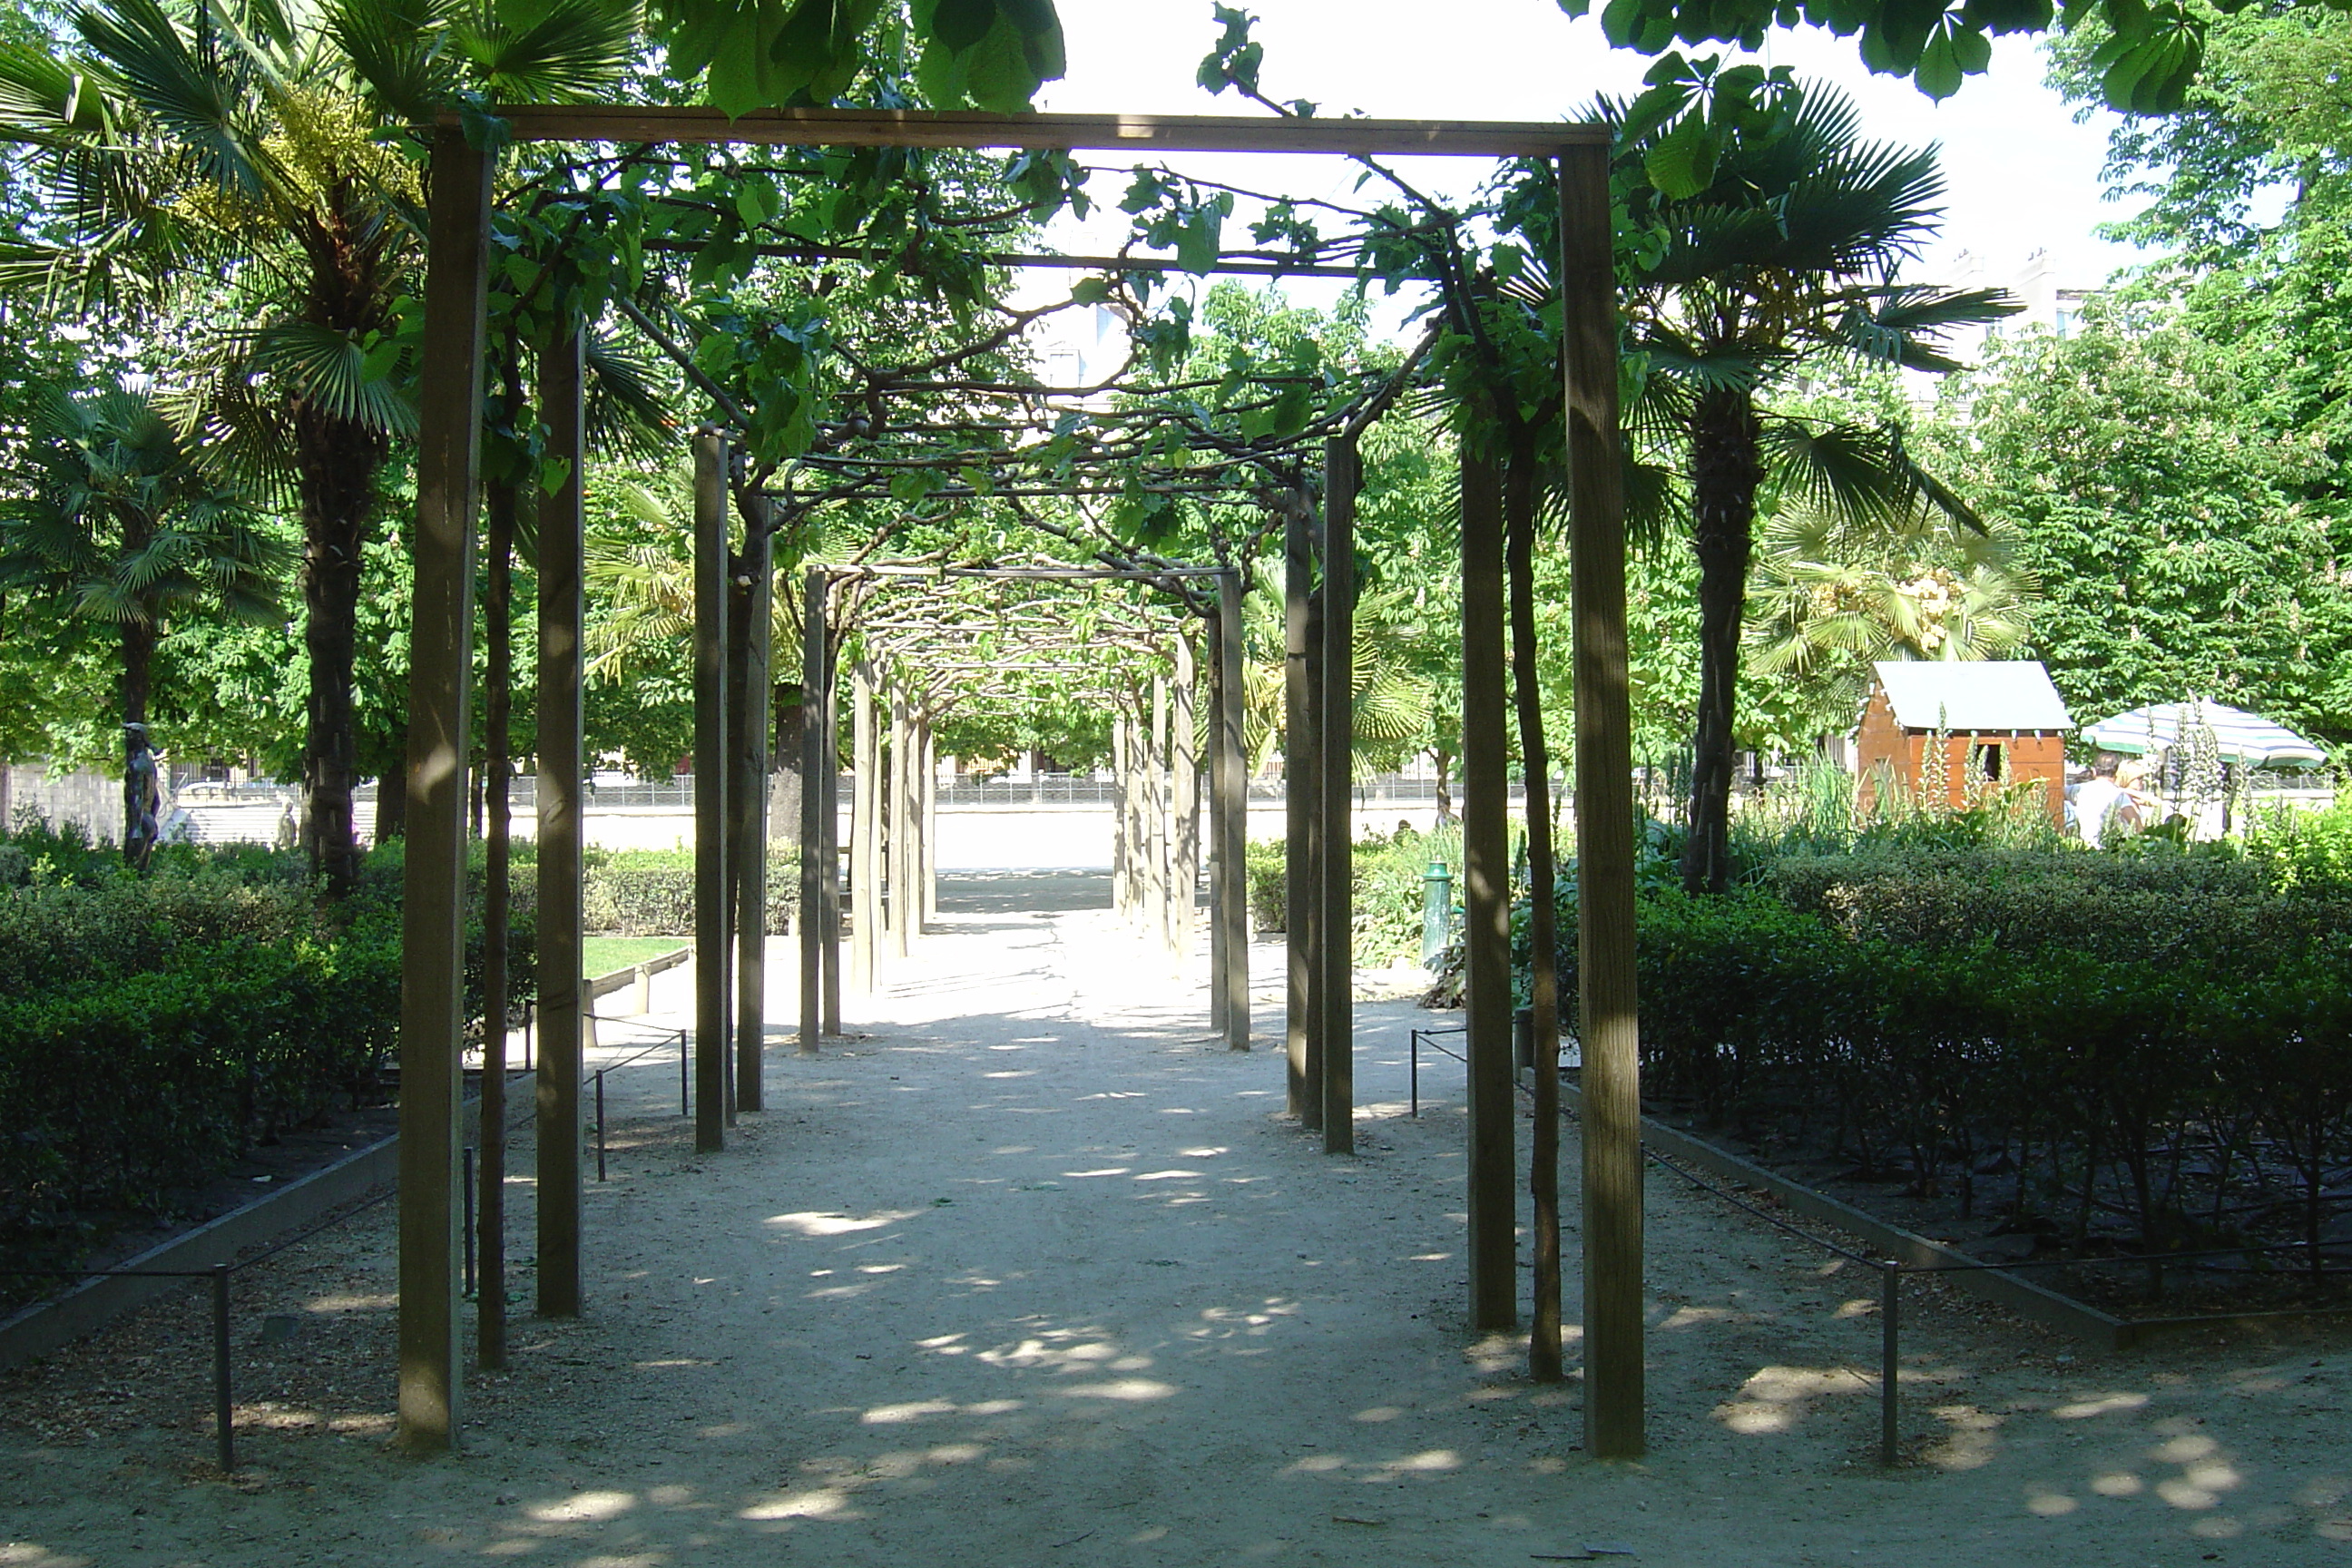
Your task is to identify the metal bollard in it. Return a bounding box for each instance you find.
[211,1263,234,1473]
[1421,861,1453,968]
[595,1071,608,1182]
[1880,1262,1901,1465]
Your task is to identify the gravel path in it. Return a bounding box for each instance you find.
[4,877,2350,1565]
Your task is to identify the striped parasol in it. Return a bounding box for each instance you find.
[2081,700,2327,768]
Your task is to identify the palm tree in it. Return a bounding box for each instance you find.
[1612,75,2018,892]
[0,0,640,888]
[0,379,281,852]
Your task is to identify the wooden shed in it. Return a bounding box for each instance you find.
[1855,661,2073,823]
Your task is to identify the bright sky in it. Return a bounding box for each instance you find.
[1027,1,2154,296]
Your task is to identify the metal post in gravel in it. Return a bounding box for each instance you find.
[211,1262,234,1473]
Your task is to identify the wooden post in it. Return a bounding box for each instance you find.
[1461,441,1515,1331]
[735,504,773,1111]
[921,723,939,926]
[889,685,912,957]
[1562,143,1644,1457]
[1214,573,1250,1049]
[799,568,828,1054]
[1320,439,1358,1154]
[1172,634,1200,969]
[851,663,877,994]
[1149,672,1171,962]
[1110,712,1129,918]
[397,129,490,1455]
[534,328,586,1319]
[692,428,730,1154]
[819,638,842,1034]
[1284,493,1322,1126]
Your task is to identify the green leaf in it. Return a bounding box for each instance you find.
[931,0,996,52]
[1175,203,1224,275]
[1643,114,1718,199]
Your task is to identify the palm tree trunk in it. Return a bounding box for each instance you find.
[120,615,156,864]
[1504,432,1564,1382]
[1681,387,1762,896]
[296,404,389,896]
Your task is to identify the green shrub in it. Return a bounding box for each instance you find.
[581,846,799,936]
[1246,825,1464,965]
[0,826,533,1283]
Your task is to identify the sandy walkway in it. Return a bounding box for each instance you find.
[5,876,2350,1565]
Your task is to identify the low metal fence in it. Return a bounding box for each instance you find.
[1408,1024,2347,1464]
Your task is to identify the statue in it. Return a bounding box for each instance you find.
[122,721,160,874]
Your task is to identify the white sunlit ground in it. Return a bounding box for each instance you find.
[4,868,2349,1566]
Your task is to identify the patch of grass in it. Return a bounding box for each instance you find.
[582,936,690,977]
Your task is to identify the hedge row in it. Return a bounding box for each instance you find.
[583,848,799,936]
[1528,866,2352,1271]
[1,835,532,1279]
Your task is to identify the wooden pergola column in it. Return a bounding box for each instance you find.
[395,130,491,1455]
[850,662,878,993]
[799,567,828,1054]
[1460,441,1515,1330]
[819,632,842,1034]
[1171,634,1200,968]
[1283,491,1322,1126]
[534,326,587,1320]
[1319,438,1358,1154]
[1148,672,1171,962]
[733,501,774,1111]
[1561,142,1643,1458]
[912,723,931,930]
[1211,573,1250,1050]
[692,428,731,1152]
[888,684,912,957]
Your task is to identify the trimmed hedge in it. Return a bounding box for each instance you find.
[582,847,799,936]
[1,832,531,1283]
[1421,832,2352,1282]
[1522,867,2352,1274]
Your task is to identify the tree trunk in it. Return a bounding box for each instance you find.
[1432,744,1454,825]
[1681,387,1762,897]
[120,615,157,865]
[1504,433,1565,1381]
[296,405,390,896]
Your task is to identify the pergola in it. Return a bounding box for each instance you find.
[398,104,1641,1462]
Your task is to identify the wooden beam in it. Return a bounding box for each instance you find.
[692,429,730,1154]
[799,567,828,1054]
[534,327,587,1320]
[1215,573,1250,1051]
[1562,143,1644,1458]
[1319,438,1358,1155]
[1283,494,1321,1128]
[472,104,1609,158]
[1460,442,1516,1332]
[396,129,491,1455]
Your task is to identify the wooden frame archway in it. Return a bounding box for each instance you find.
[398,104,1640,1461]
